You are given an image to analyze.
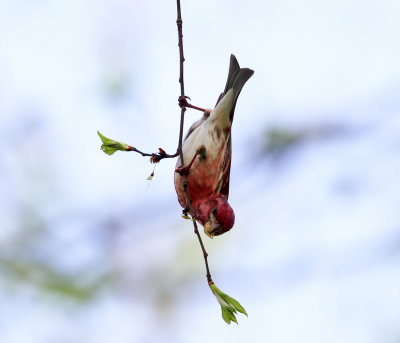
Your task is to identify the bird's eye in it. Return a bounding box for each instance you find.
[212,208,218,215]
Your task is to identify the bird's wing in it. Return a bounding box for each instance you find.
[213,55,253,198]
[217,135,232,198]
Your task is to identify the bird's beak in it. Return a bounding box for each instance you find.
[204,220,221,238]
[204,222,214,238]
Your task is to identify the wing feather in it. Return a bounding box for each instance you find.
[216,135,232,198]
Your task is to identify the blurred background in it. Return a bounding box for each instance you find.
[1,0,400,342]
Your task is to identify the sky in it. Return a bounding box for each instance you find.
[1,0,400,342]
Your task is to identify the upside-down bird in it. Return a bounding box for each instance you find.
[174,54,254,238]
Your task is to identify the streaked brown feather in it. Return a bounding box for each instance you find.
[219,135,232,198]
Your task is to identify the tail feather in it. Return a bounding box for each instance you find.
[225,55,254,122]
[212,54,254,124]
[223,54,241,94]
[231,68,254,97]
[215,55,253,108]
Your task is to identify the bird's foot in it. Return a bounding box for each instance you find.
[178,95,191,108]
[178,95,207,112]
[182,206,190,216]
[175,164,191,176]
[175,145,206,176]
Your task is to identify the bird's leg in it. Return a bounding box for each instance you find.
[175,145,206,176]
[178,96,207,112]
[182,206,189,215]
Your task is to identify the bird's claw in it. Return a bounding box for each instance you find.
[178,95,191,108]
[175,165,191,176]
[178,96,207,112]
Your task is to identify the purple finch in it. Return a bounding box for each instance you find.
[174,55,254,238]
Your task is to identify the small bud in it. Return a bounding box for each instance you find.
[209,283,247,325]
[150,154,162,164]
[97,131,129,155]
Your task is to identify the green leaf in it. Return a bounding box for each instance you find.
[227,309,238,325]
[97,131,129,155]
[226,295,248,316]
[215,293,237,313]
[210,283,247,325]
[221,307,232,324]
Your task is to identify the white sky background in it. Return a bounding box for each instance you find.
[1,0,400,342]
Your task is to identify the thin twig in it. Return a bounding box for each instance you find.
[192,219,213,284]
[175,0,213,285]
[120,2,192,164]
[127,146,178,159]
[176,0,187,168]
[121,1,187,163]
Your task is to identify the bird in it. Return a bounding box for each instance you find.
[174,54,254,238]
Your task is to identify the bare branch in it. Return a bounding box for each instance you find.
[176,0,213,285]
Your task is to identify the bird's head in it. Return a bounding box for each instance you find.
[196,196,235,238]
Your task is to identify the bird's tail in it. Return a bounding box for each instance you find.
[215,54,254,122]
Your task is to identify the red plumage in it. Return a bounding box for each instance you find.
[174,55,254,238]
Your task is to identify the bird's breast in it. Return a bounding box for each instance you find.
[174,120,230,207]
